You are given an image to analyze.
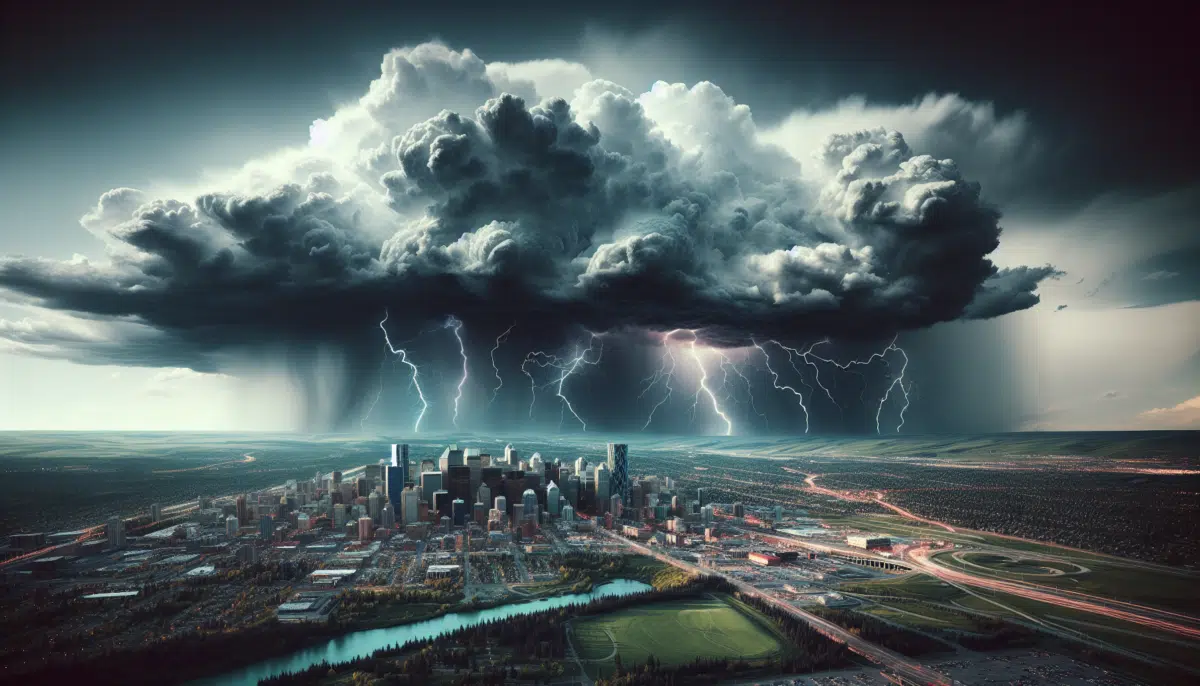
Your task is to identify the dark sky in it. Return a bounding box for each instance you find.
[0,0,1196,434]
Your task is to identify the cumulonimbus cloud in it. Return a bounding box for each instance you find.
[0,42,1059,425]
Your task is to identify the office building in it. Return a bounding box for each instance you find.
[296,512,311,531]
[521,489,539,519]
[448,465,472,505]
[225,515,239,538]
[466,449,482,496]
[358,517,374,543]
[401,487,421,525]
[574,457,589,483]
[481,466,503,492]
[236,495,248,525]
[565,474,581,508]
[420,472,443,508]
[610,493,622,518]
[391,443,409,470]
[607,443,628,505]
[433,490,452,519]
[529,452,544,478]
[106,516,126,549]
[477,484,491,511]
[503,471,525,516]
[333,504,348,528]
[386,464,406,510]
[512,503,524,528]
[732,502,745,518]
[697,487,706,507]
[546,481,561,516]
[150,503,162,522]
[774,505,784,522]
[503,444,517,465]
[594,464,611,505]
[701,504,715,525]
[420,458,435,474]
[452,498,467,526]
[561,504,575,522]
[847,535,891,550]
[439,444,464,477]
[259,514,275,542]
[368,490,382,523]
[381,503,395,529]
[473,501,487,526]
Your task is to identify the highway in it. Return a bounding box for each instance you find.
[598,528,955,686]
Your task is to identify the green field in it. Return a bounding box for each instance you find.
[571,595,784,678]
[861,599,981,631]
[840,573,967,603]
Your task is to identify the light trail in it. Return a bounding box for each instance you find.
[444,316,468,428]
[488,323,515,405]
[379,310,429,432]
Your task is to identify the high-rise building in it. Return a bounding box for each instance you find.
[334,503,348,528]
[565,474,581,508]
[512,503,524,528]
[332,470,343,485]
[546,481,561,516]
[473,501,487,526]
[606,443,628,505]
[702,504,715,525]
[574,457,589,483]
[259,514,274,542]
[381,503,395,529]
[433,490,452,518]
[481,466,503,492]
[439,444,464,477]
[296,512,311,531]
[522,488,539,519]
[594,464,611,505]
[504,471,525,517]
[368,490,382,523]
[466,449,482,496]
[448,465,472,505]
[386,465,405,510]
[225,515,239,538]
[529,452,544,477]
[420,471,443,507]
[733,502,745,518]
[477,484,491,511]
[106,516,126,549]
[696,487,706,507]
[401,487,421,525]
[150,503,162,522]
[494,495,507,513]
[503,444,517,465]
[236,495,248,525]
[774,505,784,522]
[391,443,409,469]
[561,504,575,522]
[452,498,467,526]
[420,458,435,474]
[358,516,374,542]
[610,493,622,519]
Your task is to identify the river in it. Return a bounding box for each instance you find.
[192,579,652,685]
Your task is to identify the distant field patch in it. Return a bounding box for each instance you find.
[954,552,1086,577]
[572,595,783,677]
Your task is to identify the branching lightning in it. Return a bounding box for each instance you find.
[489,323,515,405]
[761,336,912,434]
[378,310,429,432]
[753,339,811,433]
[688,337,733,436]
[521,332,605,429]
[444,316,468,428]
[639,329,682,430]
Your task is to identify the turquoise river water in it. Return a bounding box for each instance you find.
[193,578,652,685]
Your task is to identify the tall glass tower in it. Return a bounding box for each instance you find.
[606,443,628,506]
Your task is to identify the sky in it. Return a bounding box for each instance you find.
[0,0,1196,433]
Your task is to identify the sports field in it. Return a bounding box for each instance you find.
[571,595,784,677]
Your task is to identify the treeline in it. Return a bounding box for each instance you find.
[809,608,947,657]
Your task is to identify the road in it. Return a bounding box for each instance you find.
[907,547,1200,641]
[598,529,955,686]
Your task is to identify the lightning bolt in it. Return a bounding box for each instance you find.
[639,329,682,430]
[688,337,733,436]
[359,349,389,432]
[444,316,468,428]
[378,310,429,432]
[753,339,810,433]
[489,323,515,405]
[763,336,913,434]
[521,332,605,429]
[719,351,768,428]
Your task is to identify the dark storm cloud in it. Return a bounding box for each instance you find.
[0,43,1059,426]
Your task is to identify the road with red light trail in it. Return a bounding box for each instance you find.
[907,547,1200,641]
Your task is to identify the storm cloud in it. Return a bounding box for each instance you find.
[0,43,1058,428]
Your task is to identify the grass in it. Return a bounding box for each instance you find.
[861,600,981,631]
[840,573,967,603]
[572,595,784,678]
